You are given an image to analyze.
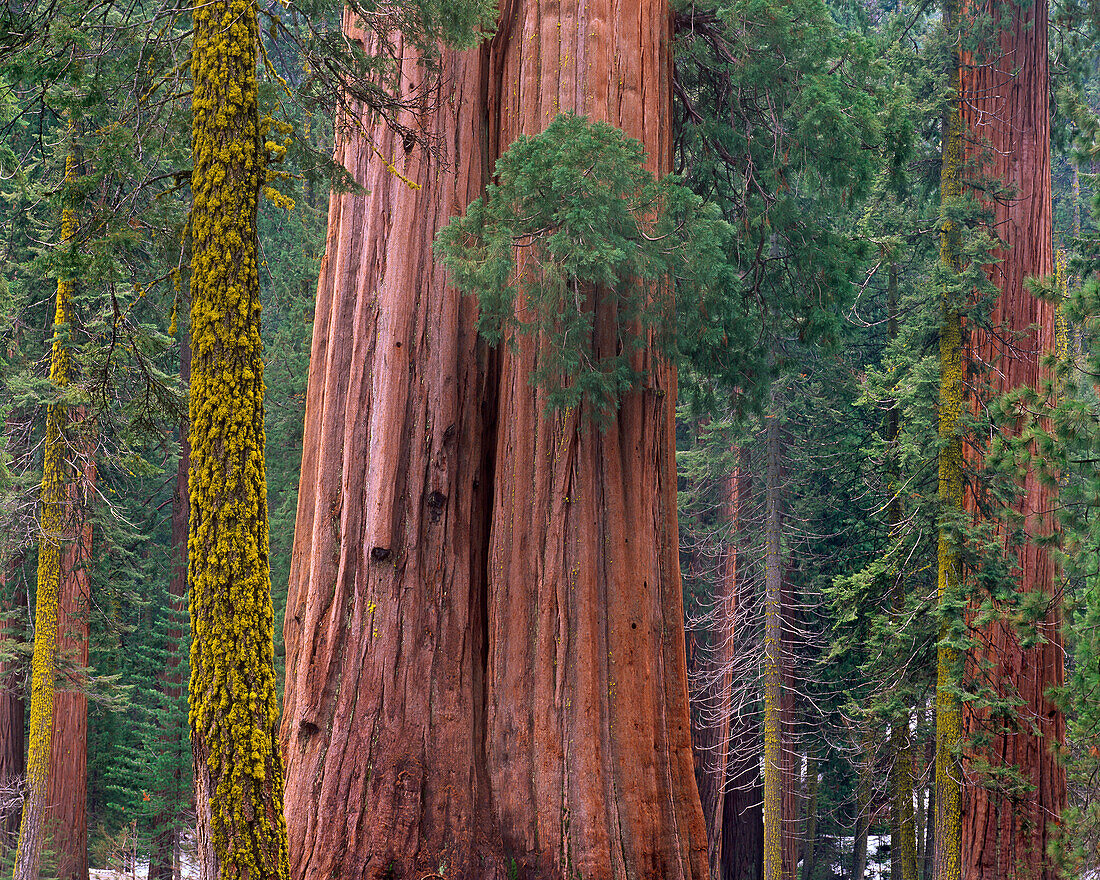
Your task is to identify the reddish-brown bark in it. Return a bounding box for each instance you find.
[279,36,503,880]
[45,443,94,880]
[483,3,707,878]
[0,556,25,846]
[958,0,1066,876]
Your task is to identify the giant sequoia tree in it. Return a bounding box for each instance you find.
[280,3,708,879]
[955,0,1066,874]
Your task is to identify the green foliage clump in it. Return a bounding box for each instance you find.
[437,112,745,419]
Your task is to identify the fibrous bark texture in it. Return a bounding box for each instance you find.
[14,151,77,880]
[484,3,707,877]
[279,37,502,880]
[282,4,708,878]
[45,438,94,880]
[958,0,1065,875]
[762,405,781,880]
[188,0,289,872]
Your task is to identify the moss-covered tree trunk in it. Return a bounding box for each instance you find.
[482,5,707,878]
[13,153,77,880]
[278,33,504,880]
[187,0,289,873]
[45,431,94,880]
[933,5,964,878]
[957,0,1065,874]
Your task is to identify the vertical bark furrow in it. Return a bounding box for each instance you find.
[957,0,1066,876]
[279,37,503,880]
[484,4,705,877]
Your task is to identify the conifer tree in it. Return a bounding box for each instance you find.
[186,0,289,871]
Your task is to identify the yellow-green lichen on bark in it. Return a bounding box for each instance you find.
[188,0,289,873]
[934,21,964,880]
[13,151,76,880]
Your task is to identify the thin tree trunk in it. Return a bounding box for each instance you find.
[887,263,918,880]
[780,575,799,880]
[957,0,1065,875]
[45,420,94,880]
[800,754,818,880]
[149,336,189,880]
[763,399,782,880]
[483,3,707,877]
[851,739,870,880]
[278,36,504,880]
[0,556,25,848]
[695,453,746,878]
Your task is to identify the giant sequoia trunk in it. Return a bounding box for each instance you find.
[483,4,707,877]
[45,438,94,880]
[0,557,25,846]
[282,3,708,879]
[279,37,502,880]
[957,0,1066,875]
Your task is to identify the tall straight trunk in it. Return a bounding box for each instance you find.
[279,37,503,880]
[695,453,747,878]
[762,401,782,880]
[188,0,289,872]
[14,150,77,880]
[0,556,24,847]
[933,3,964,877]
[780,577,799,880]
[45,426,94,880]
[958,0,1065,873]
[851,739,870,880]
[887,263,918,880]
[149,336,190,880]
[483,3,707,877]
[722,726,763,880]
[799,753,818,880]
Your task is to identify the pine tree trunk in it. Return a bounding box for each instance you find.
[851,743,870,880]
[0,556,25,848]
[800,754,818,880]
[763,401,782,880]
[150,338,190,880]
[45,425,94,880]
[482,3,707,877]
[278,36,504,880]
[694,454,747,878]
[722,715,763,880]
[188,0,289,873]
[957,0,1065,873]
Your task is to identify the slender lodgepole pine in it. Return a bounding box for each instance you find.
[762,396,782,880]
[187,0,289,871]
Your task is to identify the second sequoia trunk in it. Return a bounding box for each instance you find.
[483,3,706,877]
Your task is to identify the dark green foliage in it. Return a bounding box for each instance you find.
[437,112,746,418]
